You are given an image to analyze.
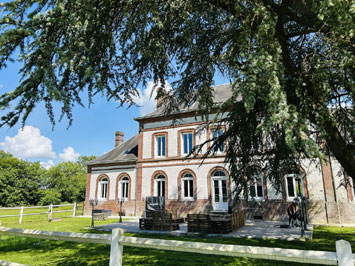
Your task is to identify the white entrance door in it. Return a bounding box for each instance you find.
[212,177,228,211]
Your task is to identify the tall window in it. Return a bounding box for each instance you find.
[98,177,108,200]
[156,135,166,157]
[285,174,304,200]
[182,173,194,200]
[249,174,264,200]
[211,129,224,152]
[155,175,166,197]
[182,132,193,155]
[119,177,129,200]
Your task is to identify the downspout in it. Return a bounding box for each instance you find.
[327,147,342,224]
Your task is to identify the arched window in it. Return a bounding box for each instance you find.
[154,175,166,197]
[98,177,108,200]
[119,177,129,201]
[285,174,304,200]
[182,173,194,200]
[249,173,264,200]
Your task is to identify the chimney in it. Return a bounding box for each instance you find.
[115,131,124,147]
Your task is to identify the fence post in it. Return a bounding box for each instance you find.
[48,204,53,222]
[73,202,77,217]
[19,206,24,224]
[336,239,353,266]
[109,228,124,266]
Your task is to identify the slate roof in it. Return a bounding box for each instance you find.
[135,83,236,120]
[87,134,138,165]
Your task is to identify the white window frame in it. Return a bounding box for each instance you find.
[285,174,304,201]
[181,173,194,201]
[155,135,166,157]
[248,174,264,201]
[98,177,108,200]
[154,175,166,197]
[211,129,224,153]
[181,132,193,155]
[118,177,129,201]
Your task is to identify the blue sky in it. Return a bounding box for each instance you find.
[0,60,228,168]
[0,61,154,168]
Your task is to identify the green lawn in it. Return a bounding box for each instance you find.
[0,217,354,266]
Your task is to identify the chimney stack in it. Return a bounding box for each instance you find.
[115,131,124,147]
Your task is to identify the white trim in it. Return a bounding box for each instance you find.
[181,173,194,201]
[249,174,264,201]
[285,174,304,201]
[98,178,108,201]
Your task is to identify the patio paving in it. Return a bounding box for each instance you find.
[96,218,313,240]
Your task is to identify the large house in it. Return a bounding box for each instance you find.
[84,84,355,224]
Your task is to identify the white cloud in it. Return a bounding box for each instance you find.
[58,146,80,162]
[40,160,55,170]
[133,81,172,116]
[0,126,56,159]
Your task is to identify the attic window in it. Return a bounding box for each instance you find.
[123,149,130,154]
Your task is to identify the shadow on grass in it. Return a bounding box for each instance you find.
[1,225,354,265]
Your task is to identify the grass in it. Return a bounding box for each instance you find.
[0,216,354,265]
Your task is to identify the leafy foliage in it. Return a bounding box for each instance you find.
[0,1,354,187]
[0,151,95,206]
[0,151,44,206]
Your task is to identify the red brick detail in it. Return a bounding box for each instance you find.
[177,129,196,157]
[137,163,143,201]
[321,158,336,202]
[95,174,110,200]
[150,170,168,200]
[177,169,197,201]
[151,132,168,159]
[115,173,131,201]
[84,171,92,215]
[207,166,231,202]
[262,174,268,200]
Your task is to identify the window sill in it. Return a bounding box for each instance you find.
[181,198,194,201]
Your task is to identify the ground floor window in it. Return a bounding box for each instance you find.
[249,173,264,200]
[182,173,194,200]
[98,177,108,200]
[285,174,303,200]
[119,177,129,200]
[155,175,165,197]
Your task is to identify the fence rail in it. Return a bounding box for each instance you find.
[0,203,77,224]
[0,226,354,266]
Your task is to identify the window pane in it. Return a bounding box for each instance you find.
[287,176,295,197]
[157,181,161,196]
[296,178,303,196]
[257,185,263,197]
[161,181,165,197]
[189,180,194,198]
[250,185,256,197]
[157,137,162,156]
[188,133,193,152]
[183,134,188,154]
[162,136,166,156]
[214,180,219,202]
[222,180,228,202]
[184,180,188,197]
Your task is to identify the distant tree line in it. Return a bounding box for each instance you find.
[0,150,95,206]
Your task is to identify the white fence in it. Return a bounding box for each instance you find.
[0,227,354,266]
[0,203,76,224]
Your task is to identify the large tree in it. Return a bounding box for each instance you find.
[0,1,354,191]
